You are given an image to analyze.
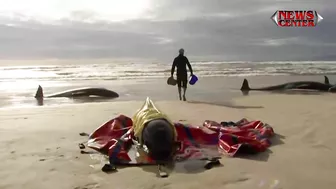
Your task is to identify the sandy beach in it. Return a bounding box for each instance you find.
[1,93,336,189]
[0,0,335,187]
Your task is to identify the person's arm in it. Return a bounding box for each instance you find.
[171,58,177,76]
[186,57,193,75]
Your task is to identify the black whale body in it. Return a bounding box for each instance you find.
[240,75,336,92]
[34,85,119,99]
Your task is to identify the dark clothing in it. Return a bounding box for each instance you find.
[176,74,188,88]
[142,119,175,161]
[171,55,193,88]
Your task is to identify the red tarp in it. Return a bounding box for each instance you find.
[87,115,274,163]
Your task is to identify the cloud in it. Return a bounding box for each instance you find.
[0,0,153,22]
[154,37,174,45]
[258,37,300,46]
[0,0,335,61]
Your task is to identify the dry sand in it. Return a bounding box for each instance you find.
[1,94,336,189]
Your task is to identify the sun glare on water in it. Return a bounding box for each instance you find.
[0,0,152,22]
[0,69,53,91]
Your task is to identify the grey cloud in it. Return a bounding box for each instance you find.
[0,23,173,59]
[0,0,335,61]
[149,0,333,20]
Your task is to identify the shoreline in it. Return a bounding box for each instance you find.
[1,74,336,109]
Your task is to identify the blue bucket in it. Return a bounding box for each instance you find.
[189,75,198,85]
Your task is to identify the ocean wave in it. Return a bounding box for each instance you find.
[1,61,336,82]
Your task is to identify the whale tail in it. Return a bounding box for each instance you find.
[324,76,330,85]
[240,79,250,91]
[35,85,44,98]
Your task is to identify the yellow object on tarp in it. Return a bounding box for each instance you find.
[132,97,177,143]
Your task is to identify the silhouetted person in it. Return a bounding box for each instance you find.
[170,48,193,101]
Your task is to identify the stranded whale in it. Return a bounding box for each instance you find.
[34,85,119,99]
[240,76,333,92]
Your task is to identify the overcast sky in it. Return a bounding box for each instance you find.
[0,0,335,62]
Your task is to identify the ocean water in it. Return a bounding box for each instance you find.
[1,61,336,108]
[2,61,336,82]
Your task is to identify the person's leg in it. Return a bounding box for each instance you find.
[176,77,182,100]
[182,76,188,101]
[178,87,182,100]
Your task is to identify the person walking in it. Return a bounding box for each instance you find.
[170,48,193,101]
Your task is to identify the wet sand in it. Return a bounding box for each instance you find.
[1,93,336,189]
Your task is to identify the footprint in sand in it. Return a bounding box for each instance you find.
[221,177,249,185]
[74,182,99,189]
[312,143,332,150]
[301,126,317,143]
[259,179,281,189]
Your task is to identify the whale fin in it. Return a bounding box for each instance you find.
[324,76,330,85]
[240,79,250,91]
[35,85,44,98]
